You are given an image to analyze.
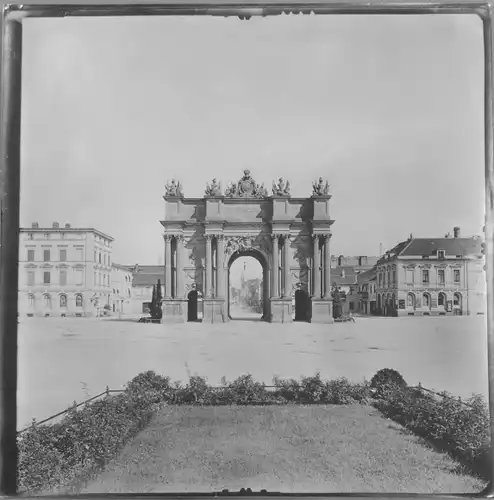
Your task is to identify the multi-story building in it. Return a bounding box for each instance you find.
[18,221,114,317]
[331,255,379,272]
[374,226,485,317]
[110,264,133,314]
[356,267,377,314]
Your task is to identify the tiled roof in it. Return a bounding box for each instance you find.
[356,267,377,283]
[393,237,482,257]
[331,266,358,286]
[130,265,165,287]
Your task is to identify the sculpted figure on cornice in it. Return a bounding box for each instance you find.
[165,179,184,197]
[272,177,291,197]
[204,178,222,197]
[312,177,331,196]
[225,170,268,198]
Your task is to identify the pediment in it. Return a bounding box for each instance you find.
[41,263,54,269]
[24,263,37,269]
[72,264,86,269]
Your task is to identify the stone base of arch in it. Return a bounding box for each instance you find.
[162,298,187,323]
[202,298,227,323]
[269,298,293,323]
[310,298,334,324]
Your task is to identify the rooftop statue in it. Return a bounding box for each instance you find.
[225,170,268,198]
[272,177,291,196]
[312,177,330,196]
[165,179,184,197]
[205,178,222,197]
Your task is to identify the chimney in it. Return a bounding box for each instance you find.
[32,222,39,228]
[454,226,460,238]
[52,221,59,229]
[65,223,71,229]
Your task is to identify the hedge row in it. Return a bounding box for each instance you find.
[18,368,491,494]
[373,384,491,479]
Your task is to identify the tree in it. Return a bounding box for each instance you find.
[149,280,163,320]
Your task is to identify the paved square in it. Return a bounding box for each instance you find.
[18,315,489,430]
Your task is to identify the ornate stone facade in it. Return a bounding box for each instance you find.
[161,170,335,323]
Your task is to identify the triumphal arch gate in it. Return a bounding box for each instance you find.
[160,170,334,324]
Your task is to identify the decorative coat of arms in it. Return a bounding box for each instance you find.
[165,179,184,197]
[225,170,268,198]
[312,177,331,196]
[223,235,272,265]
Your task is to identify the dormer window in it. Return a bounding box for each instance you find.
[438,250,445,260]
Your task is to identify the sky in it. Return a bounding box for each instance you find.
[20,14,485,266]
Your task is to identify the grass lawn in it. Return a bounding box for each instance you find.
[80,405,486,494]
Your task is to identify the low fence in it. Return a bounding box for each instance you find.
[17,381,478,435]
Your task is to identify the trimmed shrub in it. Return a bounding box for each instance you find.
[370,368,407,399]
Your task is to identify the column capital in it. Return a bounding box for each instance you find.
[323,233,332,242]
[282,233,291,242]
[175,234,185,243]
[163,234,173,241]
[216,234,225,241]
[312,234,320,242]
[271,233,280,242]
[204,234,214,241]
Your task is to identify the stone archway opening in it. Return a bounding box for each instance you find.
[228,250,268,321]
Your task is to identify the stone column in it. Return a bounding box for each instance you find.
[272,234,279,297]
[323,234,332,298]
[283,234,291,298]
[312,234,321,298]
[176,235,184,299]
[205,234,213,298]
[216,235,225,298]
[164,234,172,298]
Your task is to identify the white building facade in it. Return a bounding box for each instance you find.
[18,222,114,317]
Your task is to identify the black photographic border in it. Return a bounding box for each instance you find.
[1,2,492,497]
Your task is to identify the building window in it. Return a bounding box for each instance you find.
[75,270,83,286]
[28,233,33,240]
[44,294,52,309]
[60,294,67,308]
[99,253,101,264]
[407,293,415,308]
[27,271,35,287]
[422,270,429,284]
[43,249,50,262]
[27,249,35,262]
[75,294,83,307]
[454,269,460,283]
[438,269,445,285]
[423,293,431,308]
[43,271,50,284]
[405,269,414,284]
[392,270,396,284]
[60,270,67,286]
[438,292,446,307]
[76,248,84,261]
[454,292,461,307]
[60,249,67,262]
[44,233,49,240]
[28,293,35,307]
[438,250,445,260]
[94,250,97,262]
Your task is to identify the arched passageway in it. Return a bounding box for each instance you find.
[228,251,268,321]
